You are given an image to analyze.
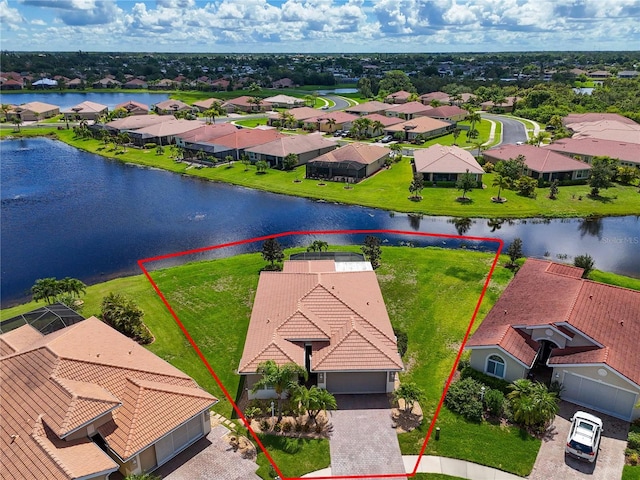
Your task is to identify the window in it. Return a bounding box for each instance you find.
[486,354,505,378]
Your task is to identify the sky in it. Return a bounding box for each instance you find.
[1,0,639,53]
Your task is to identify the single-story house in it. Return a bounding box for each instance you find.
[128,119,202,146]
[263,94,305,109]
[32,78,58,88]
[466,259,640,421]
[149,79,175,90]
[565,120,640,145]
[114,100,150,116]
[562,113,638,127]
[618,71,639,79]
[383,116,454,142]
[480,96,520,112]
[420,105,468,122]
[192,97,223,113]
[123,78,148,89]
[195,128,285,160]
[0,78,23,90]
[414,144,484,183]
[272,77,295,88]
[384,101,433,120]
[361,113,404,134]
[0,316,217,479]
[238,258,403,397]
[544,138,640,169]
[267,106,322,127]
[245,133,338,168]
[306,142,391,182]
[103,115,175,134]
[7,101,60,121]
[222,96,271,113]
[345,101,392,116]
[419,91,450,105]
[175,123,238,150]
[67,78,84,89]
[153,99,194,115]
[484,144,592,181]
[92,78,122,89]
[62,101,108,121]
[589,70,612,79]
[303,111,359,133]
[385,90,413,104]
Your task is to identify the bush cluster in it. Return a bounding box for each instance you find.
[460,366,511,394]
[444,377,484,422]
[394,328,408,357]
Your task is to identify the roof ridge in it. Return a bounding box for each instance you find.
[127,376,214,400]
[31,416,74,479]
[57,357,190,382]
[122,378,145,457]
[240,334,297,371]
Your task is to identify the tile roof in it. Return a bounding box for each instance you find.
[13,101,59,113]
[114,100,149,113]
[563,113,637,126]
[420,105,468,119]
[211,128,284,150]
[414,144,484,175]
[245,133,337,157]
[224,96,272,108]
[567,120,640,144]
[263,94,305,105]
[385,101,433,115]
[484,144,592,173]
[361,113,404,127]
[386,90,412,101]
[192,97,223,110]
[238,261,403,374]
[132,119,203,138]
[345,101,391,114]
[0,318,217,479]
[106,114,175,131]
[154,99,192,111]
[176,123,238,143]
[384,116,452,134]
[268,106,322,121]
[305,111,359,125]
[308,142,390,166]
[544,137,640,163]
[419,91,450,103]
[61,101,108,114]
[467,259,640,385]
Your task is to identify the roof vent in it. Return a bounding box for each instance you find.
[504,310,508,315]
[589,294,593,299]
[620,321,624,326]
[10,434,18,443]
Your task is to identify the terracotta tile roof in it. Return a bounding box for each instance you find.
[133,119,203,138]
[345,101,391,114]
[305,111,359,125]
[419,91,450,103]
[61,101,108,115]
[0,318,217,479]
[362,113,404,127]
[545,262,584,278]
[484,144,592,173]
[386,90,412,101]
[563,113,637,126]
[567,120,640,144]
[106,114,175,131]
[421,105,468,119]
[153,99,192,111]
[385,101,433,115]
[176,123,238,143]
[224,96,272,108]
[468,259,640,385]
[268,106,322,121]
[239,261,403,374]
[263,94,304,105]
[212,128,284,149]
[384,116,452,134]
[414,144,484,175]
[545,137,640,163]
[114,100,149,113]
[12,101,59,114]
[308,142,390,166]
[245,133,337,158]
[192,97,223,110]
[0,323,43,354]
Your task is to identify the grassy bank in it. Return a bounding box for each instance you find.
[3,127,638,218]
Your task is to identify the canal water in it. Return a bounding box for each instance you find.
[1,137,638,307]
[0,92,171,110]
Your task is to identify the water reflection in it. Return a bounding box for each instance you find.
[578,216,604,240]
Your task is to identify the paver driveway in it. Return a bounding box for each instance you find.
[329,394,407,480]
[528,401,628,480]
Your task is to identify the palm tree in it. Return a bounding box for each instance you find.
[389,143,402,161]
[465,111,482,138]
[12,117,22,132]
[31,277,62,304]
[196,149,207,163]
[452,128,461,145]
[530,132,549,147]
[326,117,337,132]
[508,379,559,430]
[248,96,263,112]
[59,277,86,298]
[492,174,509,201]
[117,132,130,152]
[371,120,384,137]
[252,360,308,422]
[487,218,504,232]
[248,82,261,93]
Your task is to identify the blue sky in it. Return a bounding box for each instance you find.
[1,0,639,53]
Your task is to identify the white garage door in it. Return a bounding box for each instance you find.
[154,414,205,466]
[562,372,637,420]
[326,372,387,394]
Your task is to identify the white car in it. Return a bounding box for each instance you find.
[565,411,603,462]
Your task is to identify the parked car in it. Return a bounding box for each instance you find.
[333,130,343,137]
[381,135,394,143]
[320,105,329,110]
[565,411,603,462]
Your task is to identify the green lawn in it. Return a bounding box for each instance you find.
[414,475,466,480]
[623,465,640,480]
[254,435,330,480]
[234,118,269,128]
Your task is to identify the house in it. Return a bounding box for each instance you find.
[222,96,271,113]
[544,138,640,169]
[306,142,391,182]
[361,113,404,134]
[0,316,217,479]
[32,78,58,88]
[272,77,295,88]
[128,119,202,146]
[345,101,391,116]
[480,96,519,112]
[238,257,403,397]
[483,144,592,182]
[420,105,468,122]
[245,133,338,168]
[62,101,108,121]
[385,90,413,104]
[123,78,148,89]
[565,120,640,144]
[67,78,84,89]
[92,78,122,89]
[263,94,305,109]
[303,111,359,133]
[383,116,454,142]
[414,144,484,183]
[466,259,640,421]
[267,107,321,127]
[153,99,193,115]
[419,91,450,105]
[0,78,23,90]
[114,100,149,116]
[618,70,639,79]
[150,79,175,90]
[196,128,285,160]
[7,101,60,121]
[384,101,433,120]
[103,115,175,134]
[562,113,637,127]
[192,97,223,113]
[589,70,611,79]
[175,123,245,157]
[210,78,230,90]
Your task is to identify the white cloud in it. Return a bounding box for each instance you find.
[0,0,25,26]
[30,18,46,25]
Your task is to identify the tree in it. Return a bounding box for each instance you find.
[307,240,328,252]
[389,143,402,161]
[224,154,234,166]
[357,77,373,98]
[515,176,537,198]
[378,70,416,95]
[283,153,298,170]
[255,160,268,173]
[495,155,526,185]
[292,385,337,424]
[465,111,482,137]
[31,277,62,304]
[574,254,595,278]
[588,156,618,196]
[548,179,559,199]
[450,217,473,236]
[456,169,476,200]
[252,360,308,422]
[240,153,251,171]
[59,277,86,298]
[204,102,224,124]
[361,235,382,270]
[507,238,523,267]
[124,473,161,480]
[371,120,384,136]
[528,132,548,147]
[196,149,207,162]
[117,132,130,152]
[492,174,509,201]
[409,173,424,200]
[617,166,639,185]
[507,379,559,431]
[100,292,152,344]
[452,128,461,145]
[393,382,424,413]
[12,117,23,132]
[325,117,337,132]
[248,96,263,112]
[261,238,284,269]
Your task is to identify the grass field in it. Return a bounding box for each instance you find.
[254,435,330,479]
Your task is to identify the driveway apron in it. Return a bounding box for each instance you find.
[329,394,406,479]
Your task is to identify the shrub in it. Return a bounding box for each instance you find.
[515,176,538,198]
[394,328,408,357]
[628,452,639,466]
[143,143,157,149]
[485,389,505,416]
[445,377,484,422]
[628,431,640,451]
[294,421,303,432]
[273,422,282,433]
[259,419,270,432]
[315,423,324,434]
[484,161,494,173]
[460,366,511,394]
[281,420,292,433]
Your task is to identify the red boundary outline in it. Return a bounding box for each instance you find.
[138,229,503,480]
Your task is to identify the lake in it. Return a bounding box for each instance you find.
[0,92,171,110]
[1,137,638,307]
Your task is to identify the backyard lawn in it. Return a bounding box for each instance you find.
[254,435,330,480]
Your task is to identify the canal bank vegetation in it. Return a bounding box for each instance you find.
[4,126,638,219]
[2,247,639,476]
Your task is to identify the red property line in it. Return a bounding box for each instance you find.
[138,229,504,480]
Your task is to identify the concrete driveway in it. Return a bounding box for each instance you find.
[528,401,629,480]
[329,394,407,480]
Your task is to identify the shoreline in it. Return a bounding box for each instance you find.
[2,128,639,220]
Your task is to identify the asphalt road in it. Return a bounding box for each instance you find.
[482,113,528,146]
[326,95,350,111]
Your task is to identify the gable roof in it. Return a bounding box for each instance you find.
[211,128,284,150]
[566,120,640,144]
[245,133,337,157]
[544,137,640,163]
[467,259,640,385]
[484,144,592,173]
[0,317,217,479]
[385,101,433,115]
[268,106,322,122]
[238,260,403,374]
[304,111,358,125]
[345,101,391,115]
[384,116,452,134]
[176,123,238,143]
[361,113,404,127]
[563,113,637,126]
[309,142,390,166]
[62,101,108,114]
[263,94,305,105]
[414,144,484,175]
[385,90,412,101]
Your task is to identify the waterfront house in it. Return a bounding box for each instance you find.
[414,144,484,183]
[306,142,391,182]
[114,100,150,116]
[245,133,337,168]
[7,101,60,121]
[62,101,108,121]
[383,116,453,142]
